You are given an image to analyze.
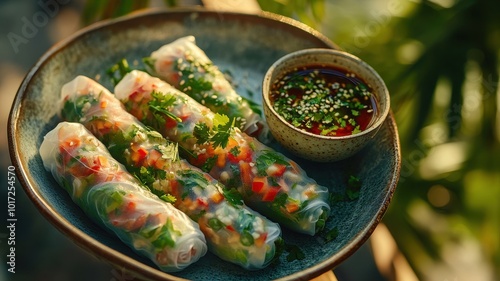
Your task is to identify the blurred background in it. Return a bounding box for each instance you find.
[1,0,499,280]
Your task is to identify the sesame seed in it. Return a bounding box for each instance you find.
[269,66,376,136]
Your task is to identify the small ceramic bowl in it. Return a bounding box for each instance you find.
[262,48,390,162]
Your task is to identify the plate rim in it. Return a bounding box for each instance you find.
[8,8,400,281]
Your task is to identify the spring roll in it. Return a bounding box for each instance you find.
[60,76,282,270]
[115,70,331,235]
[145,36,268,140]
[39,122,207,272]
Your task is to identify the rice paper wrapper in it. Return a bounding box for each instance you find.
[39,122,207,272]
[148,35,268,141]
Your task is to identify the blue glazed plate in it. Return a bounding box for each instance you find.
[8,8,400,281]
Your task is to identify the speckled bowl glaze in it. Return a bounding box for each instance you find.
[263,49,391,162]
[9,8,400,281]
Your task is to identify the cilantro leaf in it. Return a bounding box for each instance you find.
[211,114,233,148]
[213,113,230,128]
[193,113,234,149]
[346,175,361,200]
[323,227,339,243]
[229,146,240,157]
[328,175,362,204]
[148,91,182,125]
[212,130,231,149]
[285,243,305,262]
[62,95,98,122]
[193,123,210,144]
[137,166,167,184]
[200,156,217,173]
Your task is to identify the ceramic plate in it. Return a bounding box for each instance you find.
[8,8,400,281]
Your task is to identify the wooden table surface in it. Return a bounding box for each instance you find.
[311,271,338,281]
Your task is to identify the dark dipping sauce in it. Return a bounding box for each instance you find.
[269,64,377,137]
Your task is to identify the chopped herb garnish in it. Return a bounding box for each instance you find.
[136,166,165,186]
[160,194,177,204]
[317,226,339,243]
[323,227,339,243]
[200,156,217,173]
[168,50,259,129]
[61,95,98,122]
[328,192,345,205]
[107,58,132,86]
[328,175,362,204]
[211,114,234,148]
[269,65,376,136]
[193,122,210,144]
[193,113,235,149]
[229,146,240,157]
[284,243,305,262]
[148,91,182,125]
[346,175,362,200]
